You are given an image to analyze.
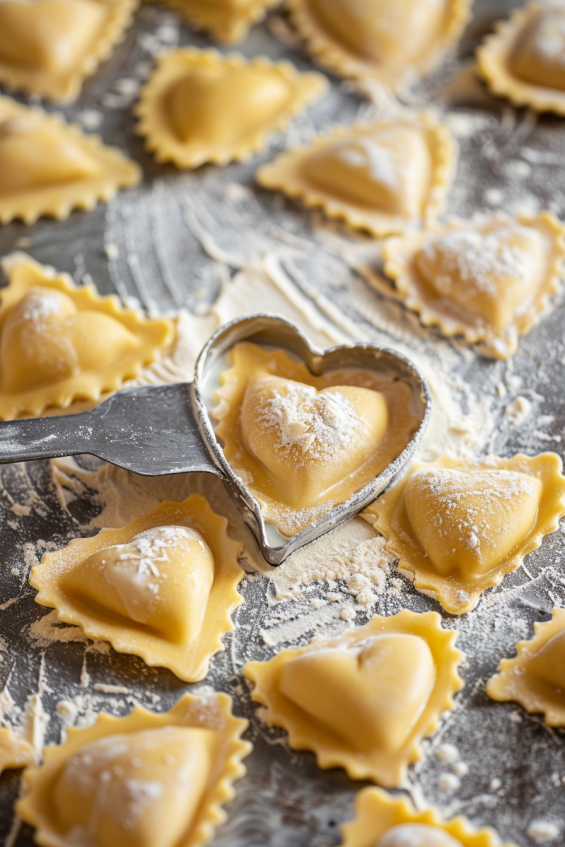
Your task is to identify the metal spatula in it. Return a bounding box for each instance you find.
[0,315,431,563]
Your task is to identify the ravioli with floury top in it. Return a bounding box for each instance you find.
[16,693,251,847]
[30,494,244,681]
[487,608,565,726]
[257,115,455,237]
[146,0,281,43]
[0,95,140,225]
[366,453,565,615]
[0,254,171,419]
[244,610,463,786]
[135,47,327,168]
[0,0,137,102]
[287,0,471,86]
[478,4,565,116]
[212,341,420,536]
[338,788,518,847]
[381,212,565,358]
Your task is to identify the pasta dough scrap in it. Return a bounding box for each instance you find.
[30,494,244,682]
[136,47,327,168]
[244,610,463,786]
[0,727,33,774]
[487,608,565,726]
[212,341,420,536]
[17,692,251,847]
[478,4,565,116]
[381,213,565,358]
[287,0,471,87]
[0,96,141,225]
[366,453,565,615]
[0,254,172,420]
[338,787,518,847]
[0,0,137,103]
[145,0,281,43]
[257,115,455,237]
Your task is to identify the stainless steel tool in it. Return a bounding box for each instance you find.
[0,314,430,563]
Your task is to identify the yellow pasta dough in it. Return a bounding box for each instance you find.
[0,727,33,774]
[0,254,172,420]
[136,47,327,168]
[487,608,565,726]
[366,453,565,615]
[244,610,463,786]
[382,213,565,358]
[478,4,565,116]
[30,494,244,682]
[339,788,518,847]
[0,96,141,225]
[0,0,137,102]
[17,692,251,847]
[212,341,421,536]
[145,0,281,43]
[288,0,471,87]
[257,114,455,237]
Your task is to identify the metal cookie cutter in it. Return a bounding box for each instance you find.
[0,315,430,564]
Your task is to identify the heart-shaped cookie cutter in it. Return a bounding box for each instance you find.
[0,314,430,564]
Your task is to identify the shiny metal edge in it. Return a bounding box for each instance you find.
[192,313,431,565]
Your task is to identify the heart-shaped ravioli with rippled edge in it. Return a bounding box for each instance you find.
[144,0,280,43]
[135,47,327,169]
[0,0,137,103]
[257,115,455,237]
[0,95,140,225]
[487,608,565,727]
[365,453,565,615]
[30,494,244,682]
[338,787,518,847]
[478,4,565,116]
[244,610,463,787]
[287,0,471,87]
[16,692,251,847]
[0,253,172,420]
[380,212,565,359]
[212,340,421,537]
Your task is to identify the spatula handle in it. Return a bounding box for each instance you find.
[0,383,222,477]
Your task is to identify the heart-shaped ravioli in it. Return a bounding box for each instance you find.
[245,610,463,786]
[240,375,388,509]
[306,129,431,217]
[414,226,546,330]
[288,0,471,86]
[148,0,281,44]
[403,468,541,577]
[0,96,140,225]
[0,254,172,420]
[280,635,435,751]
[0,117,101,194]
[0,0,137,102]
[487,608,565,727]
[30,494,244,681]
[213,341,421,536]
[339,787,512,847]
[257,115,455,237]
[17,692,251,847]
[367,453,565,615]
[382,213,565,358]
[61,526,215,644]
[0,0,105,73]
[136,47,327,168]
[1,287,140,394]
[53,727,215,847]
[478,5,565,116]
